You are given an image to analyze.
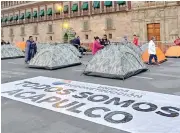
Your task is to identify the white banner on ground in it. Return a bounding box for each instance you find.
[1,76,180,133]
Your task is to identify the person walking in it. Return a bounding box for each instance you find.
[25,36,37,64]
[148,36,159,65]
[133,34,139,46]
[92,36,104,55]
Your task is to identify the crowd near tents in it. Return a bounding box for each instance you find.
[1,40,180,80]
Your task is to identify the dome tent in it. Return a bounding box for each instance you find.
[1,44,24,59]
[141,43,167,64]
[165,46,180,58]
[83,44,148,80]
[60,43,81,57]
[124,42,142,56]
[28,44,81,70]
[36,43,51,53]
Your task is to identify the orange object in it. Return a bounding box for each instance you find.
[142,47,167,63]
[16,42,26,51]
[88,43,93,51]
[165,46,180,58]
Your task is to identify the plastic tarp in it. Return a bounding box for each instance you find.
[28,44,81,70]
[165,46,180,58]
[1,44,25,59]
[83,44,148,80]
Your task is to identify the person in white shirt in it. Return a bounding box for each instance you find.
[148,36,159,65]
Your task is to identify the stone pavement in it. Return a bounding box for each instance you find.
[1,55,180,133]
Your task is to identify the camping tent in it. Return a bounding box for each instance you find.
[28,44,81,70]
[141,44,167,63]
[165,46,180,58]
[125,42,142,56]
[118,41,142,56]
[61,44,81,57]
[83,44,147,80]
[1,44,24,59]
[16,42,26,52]
[36,43,51,53]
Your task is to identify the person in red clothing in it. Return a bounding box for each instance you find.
[92,36,104,55]
[133,34,139,46]
[174,36,180,46]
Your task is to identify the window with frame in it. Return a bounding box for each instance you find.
[106,18,113,30]
[10,28,13,36]
[49,36,53,41]
[35,37,38,41]
[108,33,112,39]
[1,29,3,37]
[21,27,25,35]
[34,25,38,34]
[48,24,53,33]
[83,21,89,31]
[85,34,88,40]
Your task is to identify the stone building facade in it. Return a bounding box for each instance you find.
[1,1,180,44]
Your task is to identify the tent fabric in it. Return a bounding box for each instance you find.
[61,44,81,57]
[1,44,25,59]
[36,43,51,53]
[83,44,147,80]
[142,47,167,63]
[36,43,81,57]
[165,46,180,58]
[119,41,142,57]
[28,44,81,70]
[16,42,26,52]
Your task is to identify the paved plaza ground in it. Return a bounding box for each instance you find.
[1,55,180,133]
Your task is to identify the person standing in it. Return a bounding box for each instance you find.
[120,35,129,44]
[25,36,37,64]
[148,36,159,65]
[100,34,110,46]
[92,36,104,55]
[174,36,180,46]
[133,34,139,46]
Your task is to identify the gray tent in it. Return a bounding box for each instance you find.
[120,41,142,56]
[1,44,24,59]
[83,44,147,79]
[61,43,81,57]
[28,44,81,70]
[140,43,149,53]
[36,43,51,53]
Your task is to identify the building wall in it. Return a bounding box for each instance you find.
[1,1,180,44]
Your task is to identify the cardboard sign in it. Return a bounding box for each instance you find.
[1,76,180,133]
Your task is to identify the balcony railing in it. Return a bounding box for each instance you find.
[132,1,178,10]
[1,4,130,27]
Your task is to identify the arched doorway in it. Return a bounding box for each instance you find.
[63,33,68,43]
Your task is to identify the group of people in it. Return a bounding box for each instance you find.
[92,34,139,55]
[91,34,159,66]
[5,34,179,66]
